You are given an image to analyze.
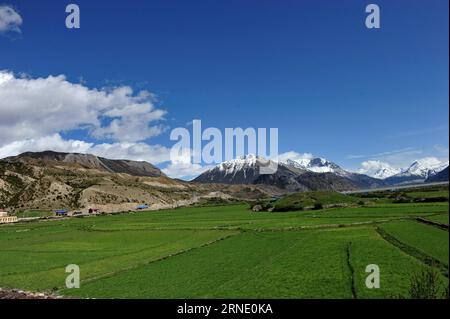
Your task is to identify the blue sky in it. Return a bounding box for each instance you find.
[0,0,448,178]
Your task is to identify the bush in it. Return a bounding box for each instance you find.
[313,203,323,210]
[273,203,304,212]
[409,266,446,299]
[392,197,412,204]
[248,200,273,212]
[413,197,448,203]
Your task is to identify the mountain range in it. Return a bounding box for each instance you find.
[194,154,448,190]
[383,157,449,185]
[0,151,448,212]
[0,151,277,212]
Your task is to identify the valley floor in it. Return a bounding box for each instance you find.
[0,202,448,298]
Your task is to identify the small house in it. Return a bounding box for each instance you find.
[55,209,68,216]
[0,210,18,224]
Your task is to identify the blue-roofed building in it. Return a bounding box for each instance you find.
[55,209,68,216]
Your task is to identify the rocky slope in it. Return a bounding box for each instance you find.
[425,166,449,183]
[4,151,164,177]
[0,151,275,213]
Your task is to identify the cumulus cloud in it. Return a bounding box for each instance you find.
[162,162,213,180]
[0,5,22,34]
[0,70,166,145]
[0,134,171,164]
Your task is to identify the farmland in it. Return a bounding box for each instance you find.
[0,194,448,298]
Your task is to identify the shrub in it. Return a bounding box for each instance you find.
[313,203,323,210]
[273,203,303,212]
[413,197,448,203]
[409,266,445,299]
[392,197,411,204]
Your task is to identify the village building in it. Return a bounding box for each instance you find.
[0,210,18,224]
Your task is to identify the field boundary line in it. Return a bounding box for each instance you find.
[346,242,357,299]
[1,231,230,278]
[198,233,306,298]
[414,217,449,231]
[59,231,241,292]
[375,227,448,277]
[251,217,410,232]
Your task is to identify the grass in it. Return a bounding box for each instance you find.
[0,199,448,298]
[273,191,359,211]
[62,227,427,299]
[379,220,449,267]
[425,214,449,225]
[15,210,53,218]
[349,229,438,298]
[406,190,449,199]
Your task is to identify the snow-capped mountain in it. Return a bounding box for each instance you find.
[193,153,448,190]
[193,154,382,191]
[194,154,275,185]
[217,154,258,176]
[426,166,449,183]
[402,157,448,178]
[357,161,401,179]
[371,166,402,179]
[385,157,449,185]
[282,157,348,176]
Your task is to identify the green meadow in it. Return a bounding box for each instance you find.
[0,200,448,298]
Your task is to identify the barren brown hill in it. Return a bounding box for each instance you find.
[0,151,279,213]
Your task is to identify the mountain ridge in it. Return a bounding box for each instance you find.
[3,150,165,178]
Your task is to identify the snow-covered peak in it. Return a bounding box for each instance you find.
[284,158,309,169]
[217,154,259,175]
[283,156,347,175]
[357,160,401,179]
[401,157,449,178]
[372,166,401,179]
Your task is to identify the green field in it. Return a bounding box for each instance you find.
[0,200,448,298]
[406,190,449,199]
[273,191,359,211]
[15,210,53,218]
[426,214,449,225]
[379,220,449,266]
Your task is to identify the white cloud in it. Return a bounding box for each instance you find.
[359,160,392,171]
[0,134,171,165]
[0,5,22,34]
[162,162,213,180]
[89,141,170,164]
[0,70,166,145]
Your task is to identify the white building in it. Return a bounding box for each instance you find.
[0,211,18,224]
